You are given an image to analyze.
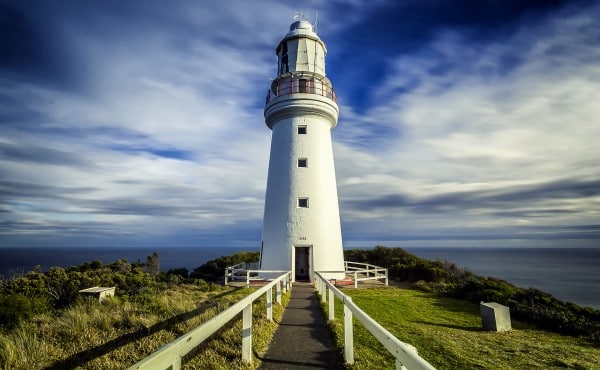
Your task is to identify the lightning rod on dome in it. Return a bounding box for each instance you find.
[294,9,309,21]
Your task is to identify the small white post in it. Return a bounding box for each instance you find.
[321,283,326,303]
[172,356,182,370]
[276,280,282,304]
[344,296,354,364]
[396,359,408,370]
[328,286,335,322]
[354,271,358,288]
[266,287,273,321]
[242,303,252,363]
[246,270,250,288]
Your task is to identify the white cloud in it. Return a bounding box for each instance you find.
[334,2,600,237]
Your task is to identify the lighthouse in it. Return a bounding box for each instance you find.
[260,19,345,281]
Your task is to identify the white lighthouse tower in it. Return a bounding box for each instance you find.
[260,19,345,281]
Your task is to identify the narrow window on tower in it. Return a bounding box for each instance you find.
[299,79,308,93]
[298,125,307,134]
[281,42,289,74]
[298,158,308,168]
[297,198,309,208]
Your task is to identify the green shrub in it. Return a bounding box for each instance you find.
[190,251,259,282]
[0,295,50,329]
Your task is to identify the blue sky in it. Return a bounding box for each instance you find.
[1,0,599,249]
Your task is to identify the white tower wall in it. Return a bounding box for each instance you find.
[261,20,345,281]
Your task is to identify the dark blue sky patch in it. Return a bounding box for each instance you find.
[0,2,88,91]
[334,120,400,149]
[106,144,195,161]
[325,0,585,113]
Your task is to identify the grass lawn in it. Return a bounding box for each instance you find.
[327,287,600,370]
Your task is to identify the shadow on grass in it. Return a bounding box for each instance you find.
[43,289,239,370]
[414,320,481,332]
[429,296,480,315]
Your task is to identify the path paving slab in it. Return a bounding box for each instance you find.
[259,282,344,369]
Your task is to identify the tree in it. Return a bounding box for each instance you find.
[145,252,160,275]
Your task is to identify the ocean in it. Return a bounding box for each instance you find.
[1,246,598,309]
[404,247,600,310]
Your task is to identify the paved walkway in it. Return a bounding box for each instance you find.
[259,282,344,369]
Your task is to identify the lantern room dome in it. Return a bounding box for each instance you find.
[283,20,320,41]
[290,20,312,31]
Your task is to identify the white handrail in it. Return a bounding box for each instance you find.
[315,272,436,370]
[225,268,290,287]
[127,271,292,370]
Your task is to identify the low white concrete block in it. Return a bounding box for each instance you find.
[480,302,511,332]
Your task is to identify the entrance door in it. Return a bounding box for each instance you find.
[295,246,310,281]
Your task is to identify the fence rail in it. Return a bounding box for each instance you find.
[344,261,389,288]
[224,265,289,287]
[127,272,292,370]
[315,272,436,370]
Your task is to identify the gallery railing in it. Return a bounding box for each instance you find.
[266,76,337,104]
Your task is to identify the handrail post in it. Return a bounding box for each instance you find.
[354,271,358,288]
[344,296,354,365]
[266,286,273,321]
[172,356,182,370]
[242,303,252,363]
[276,280,282,304]
[328,285,335,322]
[246,270,250,288]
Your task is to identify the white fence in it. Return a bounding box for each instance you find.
[224,261,259,284]
[226,261,388,287]
[344,261,389,287]
[315,272,437,370]
[224,262,288,287]
[127,272,292,370]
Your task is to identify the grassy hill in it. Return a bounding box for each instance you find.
[0,253,282,370]
[345,246,600,343]
[327,287,600,370]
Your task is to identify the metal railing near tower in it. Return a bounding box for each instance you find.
[266,74,337,104]
[127,272,292,370]
[315,272,437,370]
